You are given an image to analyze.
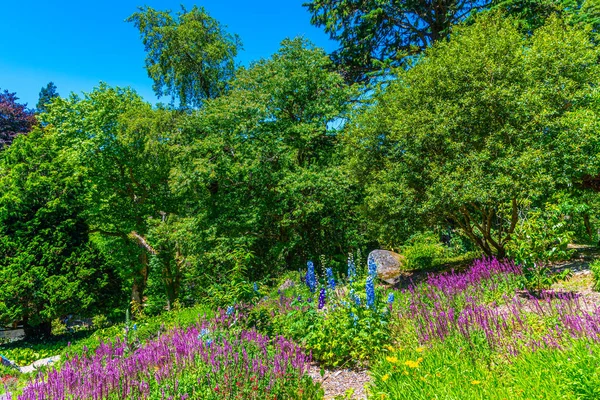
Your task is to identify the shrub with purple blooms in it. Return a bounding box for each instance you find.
[370,257,600,399]
[10,311,322,400]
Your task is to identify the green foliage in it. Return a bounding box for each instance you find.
[304,0,488,84]
[245,275,392,368]
[489,0,600,34]
[590,259,600,291]
[401,232,446,271]
[42,84,181,311]
[506,204,575,267]
[370,337,600,399]
[127,5,241,108]
[522,264,573,292]
[36,81,58,114]
[348,13,600,257]
[172,38,364,281]
[0,128,125,338]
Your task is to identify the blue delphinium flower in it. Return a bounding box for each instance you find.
[253,282,259,293]
[347,254,356,283]
[366,275,375,309]
[387,292,395,304]
[349,312,358,326]
[326,268,336,290]
[368,256,377,277]
[205,338,213,347]
[306,261,317,293]
[199,328,210,338]
[226,306,235,316]
[350,289,360,306]
[318,287,326,309]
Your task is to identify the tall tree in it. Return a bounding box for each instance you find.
[41,84,178,311]
[304,0,489,84]
[127,5,242,108]
[172,38,365,289]
[36,81,59,113]
[0,89,36,150]
[348,14,600,256]
[0,128,124,338]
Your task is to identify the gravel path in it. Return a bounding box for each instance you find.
[307,364,371,399]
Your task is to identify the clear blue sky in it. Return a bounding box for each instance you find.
[0,1,336,108]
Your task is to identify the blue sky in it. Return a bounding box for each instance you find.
[0,1,336,108]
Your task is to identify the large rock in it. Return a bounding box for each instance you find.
[369,250,406,284]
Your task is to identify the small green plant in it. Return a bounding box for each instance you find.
[506,205,575,268]
[91,314,110,329]
[522,264,572,293]
[591,259,600,291]
[51,318,68,336]
[402,232,445,271]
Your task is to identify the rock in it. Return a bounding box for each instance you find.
[18,355,60,374]
[369,250,406,284]
[278,279,295,292]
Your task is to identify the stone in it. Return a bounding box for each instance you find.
[277,278,295,292]
[368,249,406,284]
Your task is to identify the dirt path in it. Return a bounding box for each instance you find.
[307,364,371,399]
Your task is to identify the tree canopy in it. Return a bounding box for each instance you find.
[0,89,36,150]
[348,14,600,256]
[36,82,59,113]
[127,5,242,108]
[0,128,124,338]
[304,0,489,84]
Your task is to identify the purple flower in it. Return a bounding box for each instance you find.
[318,288,326,309]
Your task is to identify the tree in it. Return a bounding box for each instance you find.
[0,128,124,338]
[348,14,600,256]
[171,38,365,288]
[0,89,36,150]
[41,84,178,312]
[489,0,600,33]
[36,82,59,113]
[127,5,242,108]
[304,0,489,84]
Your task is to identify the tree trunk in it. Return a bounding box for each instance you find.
[583,213,594,241]
[131,252,149,314]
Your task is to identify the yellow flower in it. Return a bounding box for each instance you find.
[385,345,395,352]
[416,347,425,353]
[404,360,420,369]
[380,394,386,400]
[382,374,390,382]
[386,356,399,364]
[417,357,423,362]
[402,370,409,376]
[471,380,481,385]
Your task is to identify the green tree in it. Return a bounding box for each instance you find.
[348,14,600,256]
[42,84,178,312]
[127,5,242,108]
[36,81,59,113]
[0,128,124,338]
[489,0,600,32]
[304,0,489,84]
[172,38,364,289]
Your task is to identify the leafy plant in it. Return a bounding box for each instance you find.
[402,232,446,271]
[591,259,600,291]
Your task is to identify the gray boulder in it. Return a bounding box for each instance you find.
[368,250,406,284]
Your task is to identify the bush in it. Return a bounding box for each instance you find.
[402,232,446,271]
[591,259,600,291]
